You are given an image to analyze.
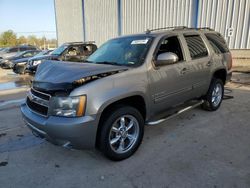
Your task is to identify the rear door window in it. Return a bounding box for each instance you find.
[205,33,229,54]
[184,35,208,59]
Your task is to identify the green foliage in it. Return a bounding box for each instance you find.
[0,30,17,46]
[0,30,57,48]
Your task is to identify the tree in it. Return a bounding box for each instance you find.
[0,30,57,48]
[0,30,17,46]
[17,36,27,45]
[27,35,38,46]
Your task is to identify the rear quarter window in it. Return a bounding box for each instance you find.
[205,33,229,54]
[184,35,208,59]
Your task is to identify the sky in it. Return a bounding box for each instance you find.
[0,0,56,39]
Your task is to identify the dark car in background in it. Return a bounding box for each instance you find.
[26,42,97,73]
[0,50,41,69]
[13,50,53,74]
[0,45,39,61]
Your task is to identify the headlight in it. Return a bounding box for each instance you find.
[33,60,42,66]
[49,95,86,117]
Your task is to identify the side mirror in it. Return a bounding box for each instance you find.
[155,52,179,66]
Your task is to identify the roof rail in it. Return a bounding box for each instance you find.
[146,26,188,34]
[64,41,96,44]
[187,27,214,31]
[145,26,214,34]
[199,27,214,31]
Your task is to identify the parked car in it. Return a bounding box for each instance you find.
[0,50,41,69]
[21,27,232,161]
[13,50,53,74]
[26,42,97,73]
[0,45,39,61]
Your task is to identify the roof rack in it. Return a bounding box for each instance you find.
[146,26,188,34]
[64,41,95,45]
[145,26,214,34]
[187,27,214,31]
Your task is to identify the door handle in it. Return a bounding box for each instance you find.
[180,67,188,74]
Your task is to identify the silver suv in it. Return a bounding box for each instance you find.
[21,27,232,160]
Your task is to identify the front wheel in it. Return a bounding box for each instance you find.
[202,78,224,111]
[99,106,144,161]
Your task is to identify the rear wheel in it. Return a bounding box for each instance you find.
[202,78,224,111]
[99,106,144,161]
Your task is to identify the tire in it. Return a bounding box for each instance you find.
[202,78,224,111]
[99,105,144,161]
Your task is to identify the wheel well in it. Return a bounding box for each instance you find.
[213,69,226,84]
[95,95,146,148]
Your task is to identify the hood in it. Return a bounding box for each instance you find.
[33,61,128,91]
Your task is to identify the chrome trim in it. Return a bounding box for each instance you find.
[146,100,204,125]
[27,90,49,107]
[31,87,51,99]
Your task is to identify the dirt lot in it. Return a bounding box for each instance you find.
[0,69,250,188]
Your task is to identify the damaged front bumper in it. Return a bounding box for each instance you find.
[21,103,99,149]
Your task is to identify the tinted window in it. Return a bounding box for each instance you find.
[29,47,37,50]
[22,52,33,57]
[205,33,229,53]
[20,47,27,51]
[157,36,184,61]
[184,35,208,59]
[9,47,18,53]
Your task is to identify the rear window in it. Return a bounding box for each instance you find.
[205,33,229,54]
[184,35,208,59]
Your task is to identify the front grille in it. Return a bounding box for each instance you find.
[27,97,48,116]
[26,88,51,116]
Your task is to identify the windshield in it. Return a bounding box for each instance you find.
[87,36,153,66]
[51,45,68,55]
[34,50,50,57]
[14,51,25,57]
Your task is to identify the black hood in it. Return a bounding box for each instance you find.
[33,61,127,92]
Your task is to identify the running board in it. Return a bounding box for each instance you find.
[146,100,204,126]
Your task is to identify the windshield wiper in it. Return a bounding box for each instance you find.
[95,61,122,66]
